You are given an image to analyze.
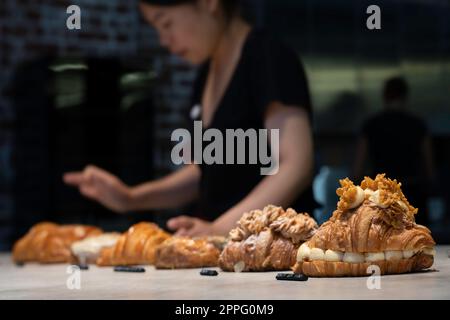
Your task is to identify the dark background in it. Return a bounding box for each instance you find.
[0,0,449,250]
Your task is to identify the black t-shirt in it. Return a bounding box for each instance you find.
[189,28,317,220]
[361,109,428,182]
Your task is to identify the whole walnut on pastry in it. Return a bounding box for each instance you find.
[219,205,318,272]
[12,222,102,264]
[293,174,436,277]
[96,222,170,266]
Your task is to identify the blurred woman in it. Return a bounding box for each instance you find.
[64,0,317,236]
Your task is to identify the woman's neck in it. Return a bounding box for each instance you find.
[210,18,251,71]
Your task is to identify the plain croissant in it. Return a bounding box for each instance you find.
[12,222,102,264]
[96,222,170,266]
[154,236,226,269]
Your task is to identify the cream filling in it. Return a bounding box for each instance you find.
[71,233,120,257]
[349,186,365,209]
[296,244,435,263]
[343,252,365,263]
[364,188,374,198]
[297,243,311,261]
[233,261,245,273]
[365,252,385,262]
[385,250,403,261]
[309,248,325,260]
[324,249,344,262]
[402,250,416,259]
[365,189,409,212]
[368,190,389,208]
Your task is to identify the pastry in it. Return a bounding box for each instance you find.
[12,222,102,264]
[154,236,226,269]
[219,205,318,271]
[293,174,436,277]
[71,233,121,265]
[96,222,170,266]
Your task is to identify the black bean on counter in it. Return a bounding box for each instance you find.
[114,266,146,273]
[200,269,218,276]
[276,273,308,281]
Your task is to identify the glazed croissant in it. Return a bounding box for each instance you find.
[13,222,102,264]
[219,205,318,272]
[154,236,226,269]
[293,174,436,277]
[96,222,170,266]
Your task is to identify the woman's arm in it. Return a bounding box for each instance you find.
[169,102,314,236]
[130,164,201,211]
[212,103,314,234]
[64,164,200,213]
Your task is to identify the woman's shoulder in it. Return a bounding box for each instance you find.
[242,28,305,78]
[241,28,312,118]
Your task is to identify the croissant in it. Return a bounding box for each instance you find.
[219,205,318,272]
[12,222,102,264]
[293,174,436,277]
[154,236,226,269]
[96,222,170,266]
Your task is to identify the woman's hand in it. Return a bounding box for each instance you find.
[167,216,217,237]
[63,165,132,213]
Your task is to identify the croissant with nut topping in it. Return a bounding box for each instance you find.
[96,222,170,266]
[13,222,102,264]
[293,174,436,277]
[154,236,226,269]
[219,205,318,272]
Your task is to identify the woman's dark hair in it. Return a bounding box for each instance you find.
[140,0,241,22]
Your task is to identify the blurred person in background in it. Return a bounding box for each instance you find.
[353,76,435,226]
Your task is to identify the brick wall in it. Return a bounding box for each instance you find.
[0,0,197,249]
[0,0,196,150]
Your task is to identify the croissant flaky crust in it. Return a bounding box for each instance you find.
[294,174,436,277]
[219,205,318,272]
[154,236,226,269]
[12,222,102,264]
[96,222,170,266]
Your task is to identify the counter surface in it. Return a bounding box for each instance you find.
[1,246,449,300]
